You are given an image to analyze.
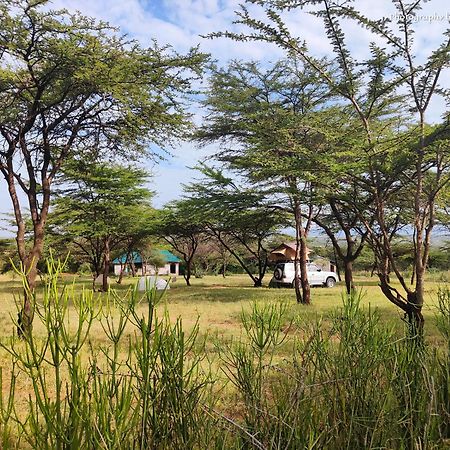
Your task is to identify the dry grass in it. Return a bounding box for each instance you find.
[0,271,448,448]
[0,271,447,340]
[0,272,447,411]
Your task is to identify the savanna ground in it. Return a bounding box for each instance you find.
[0,270,448,378]
[0,270,449,448]
[0,270,448,343]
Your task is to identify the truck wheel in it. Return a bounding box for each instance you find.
[274,267,284,280]
[325,277,336,288]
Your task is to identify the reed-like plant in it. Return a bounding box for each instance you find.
[0,258,213,449]
[434,287,450,442]
[0,260,449,449]
[216,300,289,447]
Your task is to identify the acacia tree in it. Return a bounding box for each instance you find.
[114,210,157,283]
[309,180,373,294]
[50,161,152,291]
[184,166,288,287]
[213,0,450,329]
[153,201,206,287]
[186,230,233,277]
[0,0,206,332]
[196,60,336,302]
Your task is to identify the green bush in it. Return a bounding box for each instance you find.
[0,259,214,449]
[77,261,92,276]
[213,291,450,449]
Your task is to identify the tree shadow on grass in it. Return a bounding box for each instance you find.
[0,280,22,296]
[169,287,252,303]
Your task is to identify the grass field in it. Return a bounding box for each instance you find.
[0,271,448,343]
[0,270,447,389]
[0,271,448,448]
[162,272,448,335]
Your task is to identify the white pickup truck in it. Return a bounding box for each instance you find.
[270,262,338,288]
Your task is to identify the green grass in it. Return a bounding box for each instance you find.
[0,270,448,448]
[159,273,447,340]
[0,271,445,394]
[0,271,447,342]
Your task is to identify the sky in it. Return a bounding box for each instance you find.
[1,0,449,236]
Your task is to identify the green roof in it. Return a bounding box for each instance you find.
[159,250,181,263]
[113,250,180,264]
[113,251,142,264]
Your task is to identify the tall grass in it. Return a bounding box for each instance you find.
[213,290,450,449]
[0,260,212,449]
[0,260,449,449]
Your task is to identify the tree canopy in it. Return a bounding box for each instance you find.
[210,0,450,328]
[0,0,207,331]
[51,160,153,290]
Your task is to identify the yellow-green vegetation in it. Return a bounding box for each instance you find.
[0,269,449,449]
[161,273,449,337]
[1,271,448,343]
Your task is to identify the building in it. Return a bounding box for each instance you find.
[113,250,181,277]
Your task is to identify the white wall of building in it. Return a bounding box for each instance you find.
[113,262,179,277]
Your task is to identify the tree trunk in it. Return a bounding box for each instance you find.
[6,172,33,337]
[408,268,425,334]
[117,265,125,284]
[343,259,355,294]
[9,156,52,336]
[293,202,303,303]
[255,255,267,288]
[294,256,302,303]
[211,229,260,287]
[102,238,110,292]
[409,111,426,333]
[117,249,132,284]
[18,236,45,337]
[407,294,425,335]
[184,259,192,286]
[293,199,310,304]
[92,271,98,291]
[17,218,47,337]
[299,234,311,305]
[333,245,342,282]
[19,259,37,338]
[130,261,137,277]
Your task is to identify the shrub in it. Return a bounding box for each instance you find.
[77,262,92,276]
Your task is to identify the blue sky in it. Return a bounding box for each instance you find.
[1,0,449,236]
